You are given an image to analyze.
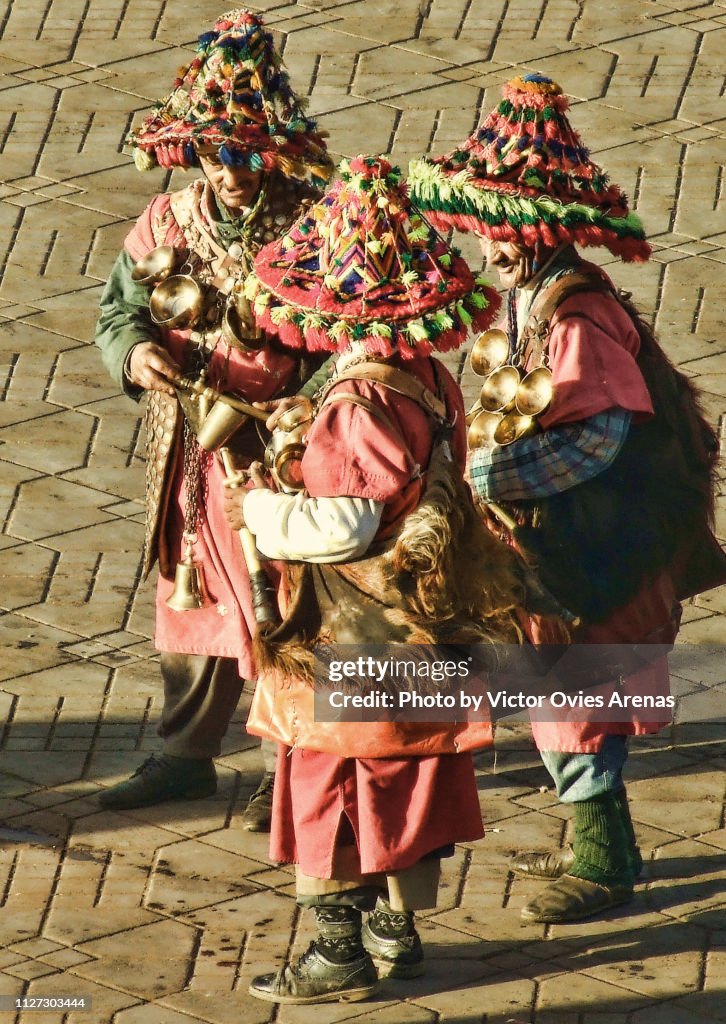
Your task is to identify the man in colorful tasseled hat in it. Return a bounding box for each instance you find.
[93,9,333,822]
[222,156,525,1003]
[410,74,726,924]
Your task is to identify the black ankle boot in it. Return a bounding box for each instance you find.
[249,905,378,1005]
[362,897,424,978]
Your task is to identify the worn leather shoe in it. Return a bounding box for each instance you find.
[521,874,634,923]
[510,846,576,880]
[240,772,274,832]
[97,754,217,810]
[248,942,378,1004]
[361,917,424,978]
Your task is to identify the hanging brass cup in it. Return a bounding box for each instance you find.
[149,275,204,330]
[467,409,502,449]
[465,400,483,427]
[493,411,536,446]
[221,290,265,353]
[131,245,177,287]
[516,366,554,417]
[470,329,510,377]
[479,365,521,413]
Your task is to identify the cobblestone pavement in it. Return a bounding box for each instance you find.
[0,1,725,1022]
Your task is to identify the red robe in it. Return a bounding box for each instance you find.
[125,187,296,677]
[268,356,485,876]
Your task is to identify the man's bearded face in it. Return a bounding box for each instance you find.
[479,238,536,289]
[199,153,263,214]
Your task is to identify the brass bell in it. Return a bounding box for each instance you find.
[166,538,210,611]
[470,329,510,377]
[131,245,177,287]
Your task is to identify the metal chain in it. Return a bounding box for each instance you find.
[181,419,206,541]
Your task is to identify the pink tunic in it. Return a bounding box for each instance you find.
[125,192,297,677]
[268,356,485,876]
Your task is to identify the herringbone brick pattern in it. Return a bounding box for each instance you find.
[0,2,724,1022]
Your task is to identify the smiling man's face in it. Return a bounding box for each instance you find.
[199,153,263,215]
[479,237,536,290]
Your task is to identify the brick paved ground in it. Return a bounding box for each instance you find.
[0,1,725,1022]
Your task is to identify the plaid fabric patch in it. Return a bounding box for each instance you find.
[467,408,631,502]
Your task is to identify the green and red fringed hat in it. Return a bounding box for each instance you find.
[409,74,650,262]
[127,8,333,182]
[245,156,501,359]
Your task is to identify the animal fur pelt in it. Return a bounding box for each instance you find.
[254,440,526,683]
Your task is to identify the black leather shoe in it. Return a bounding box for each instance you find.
[361,917,424,978]
[240,772,274,832]
[248,942,378,1004]
[510,846,576,879]
[97,754,217,810]
[520,874,634,923]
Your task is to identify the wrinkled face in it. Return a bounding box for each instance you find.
[199,153,263,214]
[479,238,536,289]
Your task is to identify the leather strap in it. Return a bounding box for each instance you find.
[526,269,613,327]
[332,360,448,421]
[520,269,614,370]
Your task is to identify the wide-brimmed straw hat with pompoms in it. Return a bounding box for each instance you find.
[127,8,333,182]
[244,155,501,359]
[408,74,650,263]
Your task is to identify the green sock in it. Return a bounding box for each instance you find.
[569,793,635,888]
[615,788,643,876]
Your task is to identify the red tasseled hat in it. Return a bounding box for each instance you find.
[409,74,650,262]
[245,156,501,358]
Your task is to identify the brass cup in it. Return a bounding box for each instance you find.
[221,294,265,353]
[493,411,536,446]
[470,329,510,377]
[149,275,204,329]
[264,429,307,491]
[274,443,306,491]
[465,400,483,427]
[132,245,177,287]
[516,366,554,417]
[467,409,502,450]
[479,365,521,413]
[196,400,249,452]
